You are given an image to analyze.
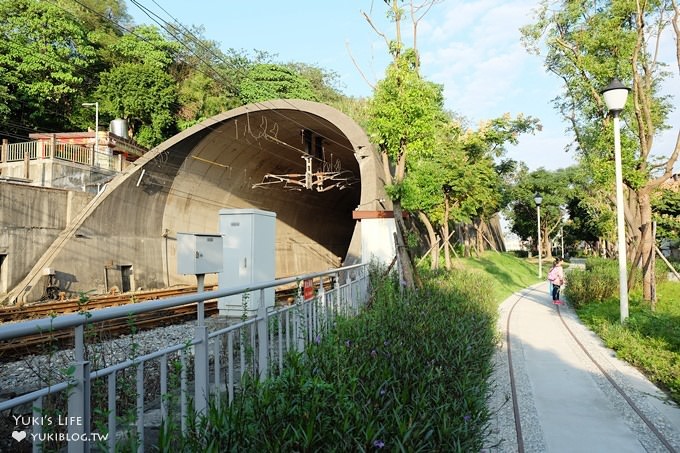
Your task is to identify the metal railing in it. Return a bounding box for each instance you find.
[53,144,91,166]
[3,142,116,169]
[5,141,38,162]
[0,263,369,453]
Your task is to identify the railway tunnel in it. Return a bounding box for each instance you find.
[9,99,395,304]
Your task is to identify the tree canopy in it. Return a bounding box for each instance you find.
[521,0,680,302]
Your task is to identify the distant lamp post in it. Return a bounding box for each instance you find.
[82,102,99,160]
[601,79,630,323]
[534,192,543,278]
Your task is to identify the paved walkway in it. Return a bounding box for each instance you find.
[486,282,680,453]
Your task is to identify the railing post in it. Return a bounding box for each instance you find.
[23,148,29,179]
[49,134,55,159]
[193,274,209,416]
[67,324,90,453]
[32,397,43,453]
[257,288,268,381]
[317,278,326,332]
[295,289,305,353]
[1,138,7,163]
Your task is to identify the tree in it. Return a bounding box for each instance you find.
[362,0,446,287]
[522,0,680,302]
[653,185,680,244]
[401,113,539,268]
[95,25,180,147]
[507,168,573,259]
[239,63,320,104]
[0,0,97,132]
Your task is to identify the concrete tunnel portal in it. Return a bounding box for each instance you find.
[10,100,395,303]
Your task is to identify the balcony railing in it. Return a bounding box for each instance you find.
[3,141,116,170]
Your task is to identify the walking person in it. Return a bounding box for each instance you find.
[547,257,565,305]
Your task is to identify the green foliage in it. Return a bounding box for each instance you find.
[577,285,680,403]
[653,188,680,243]
[0,0,97,127]
[506,167,574,245]
[111,25,179,68]
[96,63,178,148]
[366,49,444,171]
[564,268,618,307]
[163,269,498,450]
[239,63,320,104]
[0,1,354,147]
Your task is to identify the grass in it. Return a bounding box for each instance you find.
[448,252,541,303]
[565,258,680,405]
[575,281,680,403]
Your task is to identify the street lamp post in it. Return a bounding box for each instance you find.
[601,79,631,323]
[534,193,543,278]
[82,102,99,163]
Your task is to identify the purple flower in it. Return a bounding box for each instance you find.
[464,414,471,422]
[373,439,385,449]
[380,388,386,396]
[314,335,321,345]
[345,340,351,348]
[370,349,378,358]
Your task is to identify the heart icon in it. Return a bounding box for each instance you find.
[12,431,27,442]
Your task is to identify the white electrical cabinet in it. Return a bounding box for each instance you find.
[218,209,276,316]
[176,233,223,275]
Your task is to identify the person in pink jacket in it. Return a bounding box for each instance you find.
[547,257,565,305]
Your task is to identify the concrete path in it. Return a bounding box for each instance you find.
[486,282,680,453]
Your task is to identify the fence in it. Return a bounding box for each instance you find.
[0,263,369,453]
[3,141,116,169]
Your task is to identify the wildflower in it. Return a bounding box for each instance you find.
[464,414,471,422]
[370,349,378,358]
[373,439,385,449]
[345,340,351,348]
[380,388,386,396]
[314,335,321,345]
[383,340,390,346]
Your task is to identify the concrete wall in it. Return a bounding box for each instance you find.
[0,182,92,297]
[2,160,117,192]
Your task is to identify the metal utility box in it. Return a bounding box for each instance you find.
[218,209,276,316]
[176,233,223,275]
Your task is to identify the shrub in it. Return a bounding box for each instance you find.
[164,268,498,451]
[565,268,619,307]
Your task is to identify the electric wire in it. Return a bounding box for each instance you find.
[3,0,366,193]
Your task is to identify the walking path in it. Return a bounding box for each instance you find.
[486,282,680,452]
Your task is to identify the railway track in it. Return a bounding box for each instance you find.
[0,285,217,323]
[0,286,219,361]
[0,281,317,361]
[503,288,678,453]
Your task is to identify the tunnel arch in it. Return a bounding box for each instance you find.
[10,100,395,303]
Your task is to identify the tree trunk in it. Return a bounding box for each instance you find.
[443,198,451,269]
[542,226,553,260]
[418,210,439,270]
[637,191,656,302]
[393,200,416,288]
[474,218,484,253]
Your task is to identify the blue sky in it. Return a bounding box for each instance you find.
[126,0,679,173]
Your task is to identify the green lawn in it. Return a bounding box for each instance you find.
[449,251,541,303]
[576,280,680,403]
